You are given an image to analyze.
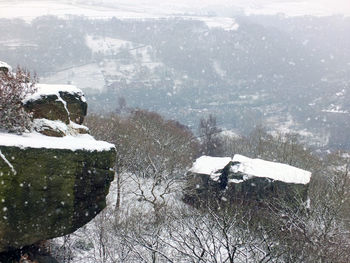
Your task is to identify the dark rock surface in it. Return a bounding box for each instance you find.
[0,145,115,252]
[24,91,87,126]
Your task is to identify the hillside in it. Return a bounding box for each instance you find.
[1,14,349,150]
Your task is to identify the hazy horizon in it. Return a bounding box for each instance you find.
[0,0,349,20]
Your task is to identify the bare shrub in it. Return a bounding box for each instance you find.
[0,66,37,133]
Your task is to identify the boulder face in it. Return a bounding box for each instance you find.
[0,145,115,252]
[0,82,116,253]
[23,84,87,126]
[184,155,311,207]
[24,94,71,124]
[60,92,87,124]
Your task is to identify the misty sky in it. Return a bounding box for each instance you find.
[0,0,349,19]
[92,0,350,16]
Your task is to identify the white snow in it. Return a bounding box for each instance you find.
[23,84,86,104]
[189,156,232,180]
[0,132,115,152]
[200,17,239,31]
[31,119,89,136]
[32,119,69,134]
[85,35,134,55]
[189,155,311,185]
[232,154,311,185]
[0,0,349,21]
[40,63,106,93]
[321,104,349,114]
[69,121,89,131]
[219,130,240,139]
[336,89,346,97]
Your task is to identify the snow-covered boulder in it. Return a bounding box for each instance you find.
[23,84,87,126]
[0,61,11,74]
[0,85,115,253]
[184,155,311,206]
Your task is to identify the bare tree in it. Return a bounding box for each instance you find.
[127,109,197,222]
[86,110,198,220]
[198,114,222,156]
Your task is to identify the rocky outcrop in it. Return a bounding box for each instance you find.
[184,155,311,207]
[0,83,115,253]
[23,84,87,127]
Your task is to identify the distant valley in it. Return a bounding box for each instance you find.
[0,14,349,150]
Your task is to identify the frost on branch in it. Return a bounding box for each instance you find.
[0,65,37,133]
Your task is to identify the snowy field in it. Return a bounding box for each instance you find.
[85,35,135,55]
[41,63,106,93]
[42,36,164,93]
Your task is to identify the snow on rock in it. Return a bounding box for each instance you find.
[189,156,232,180]
[31,119,89,137]
[0,131,114,152]
[185,154,311,207]
[23,83,86,104]
[232,154,311,185]
[0,61,12,72]
[32,119,69,137]
[189,154,311,185]
[23,83,88,125]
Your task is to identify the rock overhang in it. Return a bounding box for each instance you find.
[0,75,116,252]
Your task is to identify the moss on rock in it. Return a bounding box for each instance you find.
[0,145,115,252]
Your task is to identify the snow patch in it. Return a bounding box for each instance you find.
[201,17,239,31]
[322,104,349,114]
[219,130,241,139]
[85,35,134,55]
